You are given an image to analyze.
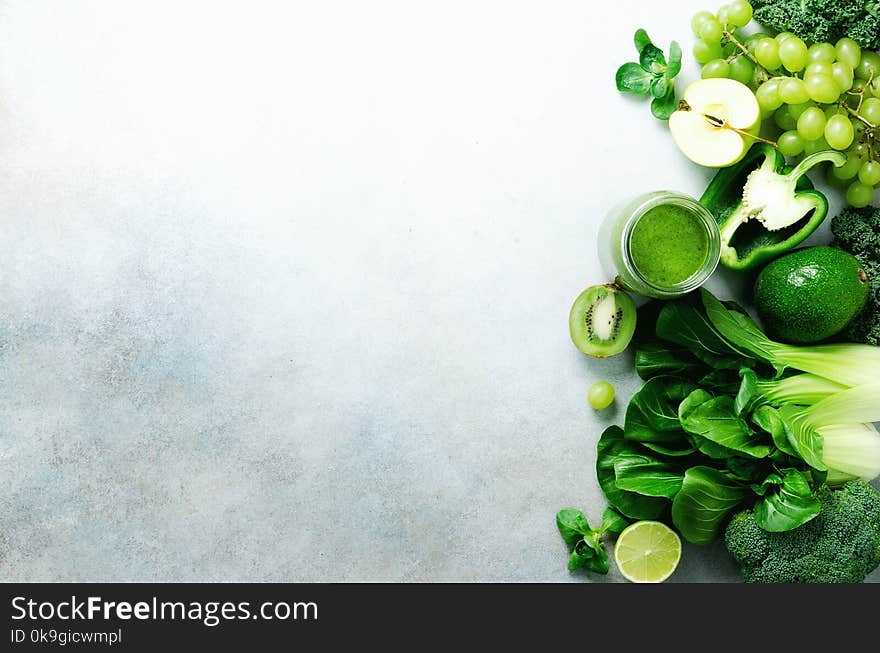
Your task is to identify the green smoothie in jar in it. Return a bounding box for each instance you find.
[598,191,721,298]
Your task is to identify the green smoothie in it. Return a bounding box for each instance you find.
[629,203,710,287]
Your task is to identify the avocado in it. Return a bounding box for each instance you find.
[753,246,870,344]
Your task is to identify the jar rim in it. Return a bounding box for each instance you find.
[618,191,721,298]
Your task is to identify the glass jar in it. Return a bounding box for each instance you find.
[597,190,721,299]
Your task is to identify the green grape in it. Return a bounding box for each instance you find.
[846,181,875,208]
[807,42,836,64]
[691,11,716,36]
[805,62,833,78]
[717,6,731,27]
[694,39,724,64]
[869,77,880,98]
[702,59,731,79]
[787,101,811,119]
[774,32,795,43]
[779,77,809,104]
[722,42,737,58]
[803,137,831,155]
[827,168,852,190]
[835,37,862,70]
[755,38,781,70]
[859,161,880,186]
[850,141,869,159]
[797,106,827,141]
[825,114,855,150]
[756,79,783,112]
[856,51,880,81]
[831,62,855,94]
[774,106,798,131]
[778,36,808,73]
[729,55,754,85]
[854,120,867,138]
[588,381,615,410]
[746,33,769,54]
[861,97,880,125]
[777,130,805,157]
[805,74,840,103]
[699,18,724,43]
[831,152,863,180]
[728,0,753,26]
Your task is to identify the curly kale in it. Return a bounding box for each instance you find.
[750,0,880,50]
[831,206,880,346]
[725,481,880,583]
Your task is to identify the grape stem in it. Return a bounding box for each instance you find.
[721,29,770,77]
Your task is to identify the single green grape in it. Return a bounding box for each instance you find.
[774,31,795,43]
[779,77,809,104]
[745,32,769,54]
[846,181,875,208]
[787,101,811,119]
[755,38,781,70]
[691,10,716,36]
[728,0,753,26]
[861,98,880,126]
[777,130,805,157]
[831,152,862,180]
[835,37,861,70]
[717,6,731,27]
[805,62,833,78]
[699,18,724,43]
[825,114,855,150]
[778,36,807,73]
[803,137,831,155]
[805,74,840,103]
[797,106,827,141]
[588,381,615,410]
[729,55,754,85]
[807,42,836,64]
[702,59,731,79]
[774,107,797,131]
[850,141,869,159]
[831,62,855,94]
[756,79,783,112]
[859,161,880,187]
[856,51,880,81]
[693,39,724,64]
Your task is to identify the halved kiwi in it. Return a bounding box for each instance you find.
[568,284,637,358]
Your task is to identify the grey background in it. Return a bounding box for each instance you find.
[0,0,876,582]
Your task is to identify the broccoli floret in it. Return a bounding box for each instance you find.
[724,481,880,583]
[750,0,880,50]
[830,207,880,346]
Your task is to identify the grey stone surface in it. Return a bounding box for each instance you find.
[0,0,876,582]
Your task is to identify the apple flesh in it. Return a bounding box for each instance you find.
[668,78,761,168]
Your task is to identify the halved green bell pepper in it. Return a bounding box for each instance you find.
[699,143,846,271]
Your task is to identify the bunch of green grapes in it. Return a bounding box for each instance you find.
[690,0,880,208]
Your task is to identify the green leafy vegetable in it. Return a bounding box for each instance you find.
[830,206,880,347]
[671,467,751,545]
[556,506,628,574]
[750,0,880,50]
[752,469,821,532]
[615,29,681,120]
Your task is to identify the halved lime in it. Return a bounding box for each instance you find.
[613,520,681,583]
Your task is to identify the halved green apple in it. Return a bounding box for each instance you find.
[668,78,762,168]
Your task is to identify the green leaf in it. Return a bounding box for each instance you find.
[639,43,667,72]
[671,466,750,544]
[656,299,751,366]
[567,545,592,571]
[700,289,778,363]
[556,509,592,548]
[650,89,677,120]
[751,405,798,457]
[568,535,610,574]
[615,459,684,498]
[634,343,702,380]
[666,41,682,78]
[633,28,652,54]
[753,469,821,532]
[642,440,698,457]
[615,62,654,94]
[679,390,772,458]
[735,368,758,416]
[625,376,697,442]
[596,426,669,521]
[650,75,668,99]
[599,507,629,535]
[777,405,826,471]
